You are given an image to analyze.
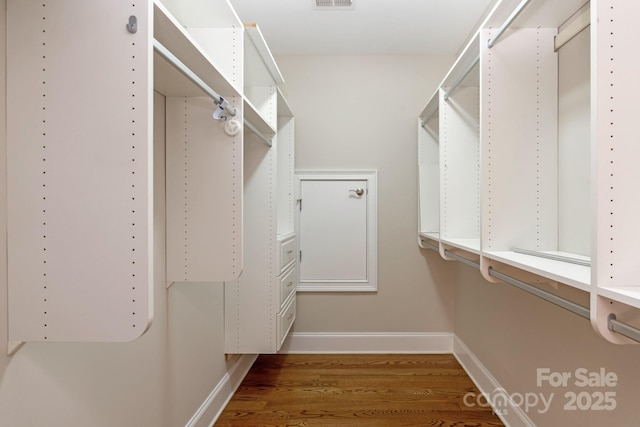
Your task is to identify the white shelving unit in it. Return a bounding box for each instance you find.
[417,0,640,344]
[224,25,296,354]
[159,0,244,283]
[5,0,286,350]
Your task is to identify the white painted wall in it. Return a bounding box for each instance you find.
[0,5,242,420]
[276,55,457,333]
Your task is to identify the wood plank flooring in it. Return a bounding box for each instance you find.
[215,354,504,426]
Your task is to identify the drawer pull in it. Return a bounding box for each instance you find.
[286,313,293,321]
[287,281,293,288]
[287,250,294,255]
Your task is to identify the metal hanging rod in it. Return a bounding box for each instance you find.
[443,56,479,101]
[421,239,640,344]
[608,314,640,344]
[488,268,590,319]
[420,239,439,251]
[444,250,481,271]
[421,240,640,343]
[420,241,481,270]
[487,0,534,49]
[244,119,273,147]
[153,39,238,117]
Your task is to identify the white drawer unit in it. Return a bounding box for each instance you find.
[278,234,297,272]
[277,294,296,348]
[279,263,297,307]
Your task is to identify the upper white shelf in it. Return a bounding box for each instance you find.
[441,32,480,91]
[153,1,240,98]
[244,24,285,85]
[485,0,588,30]
[244,97,277,136]
[484,250,591,292]
[277,88,294,118]
[419,89,439,123]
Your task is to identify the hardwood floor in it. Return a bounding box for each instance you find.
[215,354,504,426]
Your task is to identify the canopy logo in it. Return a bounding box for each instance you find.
[463,368,618,416]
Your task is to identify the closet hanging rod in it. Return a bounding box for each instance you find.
[444,250,481,271]
[608,314,640,344]
[421,241,481,271]
[153,39,238,117]
[244,119,273,147]
[420,239,439,251]
[487,0,534,48]
[423,240,640,344]
[488,268,590,320]
[443,56,479,102]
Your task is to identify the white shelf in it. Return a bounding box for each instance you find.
[244,97,277,136]
[441,32,480,91]
[277,88,294,118]
[419,232,440,242]
[419,89,439,123]
[244,24,285,85]
[484,251,590,292]
[440,238,481,255]
[598,287,640,310]
[486,0,590,29]
[153,1,240,98]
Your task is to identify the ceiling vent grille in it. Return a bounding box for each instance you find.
[313,0,355,10]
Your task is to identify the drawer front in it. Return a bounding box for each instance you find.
[279,264,296,307]
[279,236,296,271]
[277,295,296,348]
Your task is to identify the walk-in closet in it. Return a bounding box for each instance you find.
[2,1,640,426]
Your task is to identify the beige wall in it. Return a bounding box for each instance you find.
[456,264,640,426]
[276,55,457,333]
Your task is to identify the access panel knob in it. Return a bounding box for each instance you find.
[350,188,365,196]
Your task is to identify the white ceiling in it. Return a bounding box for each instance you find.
[227,0,497,56]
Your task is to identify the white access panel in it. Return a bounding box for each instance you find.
[6,0,153,342]
[296,171,378,292]
[165,96,243,282]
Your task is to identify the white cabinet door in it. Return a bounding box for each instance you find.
[296,171,377,292]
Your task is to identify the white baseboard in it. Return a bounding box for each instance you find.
[279,332,454,354]
[453,336,535,427]
[186,354,258,427]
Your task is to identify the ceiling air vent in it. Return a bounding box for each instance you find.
[313,0,355,10]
